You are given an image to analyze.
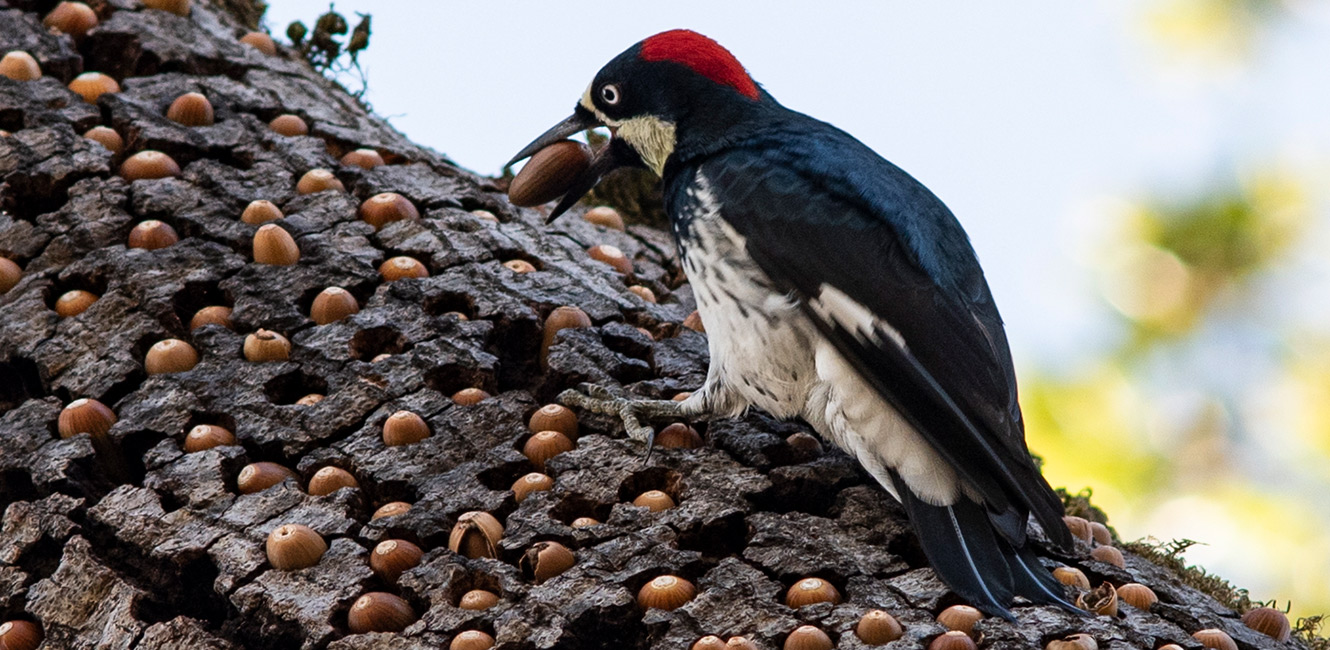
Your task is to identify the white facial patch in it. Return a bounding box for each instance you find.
[579,84,677,177]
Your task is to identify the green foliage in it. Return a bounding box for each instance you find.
[1124,537,1256,612]
[285,4,372,99]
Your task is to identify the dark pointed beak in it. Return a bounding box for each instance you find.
[507,105,641,223]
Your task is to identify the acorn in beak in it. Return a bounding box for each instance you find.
[506,105,641,222]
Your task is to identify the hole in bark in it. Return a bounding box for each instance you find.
[184,411,237,436]
[0,469,38,505]
[423,363,492,398]
[550,493,613,527]
[476,458,537,493]
[616,468,683,504]
[43,271,110,312]
[675,509,748,561]
[172,280,230,330]
[422,290,475,319]
[0,357,45,413]
[449,571,505,606]
[495,249,543,271]
[348,326,412,361]
[262,370,328,405]
[489,314,542,393]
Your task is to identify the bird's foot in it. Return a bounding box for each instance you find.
[557,384,691,457]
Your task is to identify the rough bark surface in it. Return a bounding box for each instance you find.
[0,1,1312,649]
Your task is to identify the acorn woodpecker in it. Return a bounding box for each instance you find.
[509,29,1077,618]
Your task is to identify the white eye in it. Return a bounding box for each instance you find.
[600,84,621,105]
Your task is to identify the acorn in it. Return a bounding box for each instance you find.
[512,472,554,503]
[503,259,537,274]
[380,256,429,281]
[183,424,235,452]
[633,490,675,512]
[371,353,393,363]
[785,577,841,608]
[359,192,418,229]
[1052,566,1090,590]
[1089,545,1125,568]
[240,199,282,224]
[451,388,491,405]
[58,398,116,439]
[570,517,600,528]
[144,338,198,374]
[128,220,179,249]
[1116,583,1157,609]
[1242,606,1291,641]
[372,501,411,520]
[54,289,98,317]
[341,148,384,169]
[237,462,298,493]
[44,2,98,37]
[243,329,290,362]
[295,393,323,406]
[522,540,575,583]
[656,422,703,449]
[266,523,326,569]
[587,244,633,275]
[1075,582,1118,617]
[628,285,656,303]
[142,0,190,16]
[785,432,822,459]
[70,71,119,103]
[308,466,358,496]
[523,430,574,471]
[1045,634,1098,650]
[583,206,625,230]
[1089,522,1111,545]
[0,258,20,294]
[448,511,503,559]
[252,224,300,265]
[383,410,430,446]
[937,604,983,637]
[310,287,358,324]
[725,638,759,650]
[784,625,833,650]
[190,305,233,330]
[528,403,579,440]
[471,209,500,223]
[166,92,213,126]
[1157,646,1184,650]
[637,574,696,610]
[1063,516,1093,544]
[928,631,978,650]
[682,310,705,332]
[296,168,344,194]
[673,392,692,402]
[541,305,592,365]
[347,592,414,634]
[856,609,904,644]
[121,151,180,181]
[450,630,495,650]
[269,114,308,136]
[371,539,423,584]
[240,31,276,55]
[0,51,41,81]
[83,126,123,153]
[692,637,726,650]
[0,620,43,650]
[508,140,592,206]
[458,589,499,610]
[1191,629,1238,650]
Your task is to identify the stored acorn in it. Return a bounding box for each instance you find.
[120,151,180,181]
[237,462,298,493]
[1052,566,1090,590]
[856,609,904,645]
[1241,607,1291,641]
[371,539,423,584]
[0,51,41,81]
[69,72,119,103]
[239,31,276,55]
[628,285,657,302]
[784,625,833,650]
[266,523,326,570]
[83,126,122,153]
[269,114,308,136]
[0,620,43,650]
[528,403,579,439]
[512,472,554,503]
[692,637,726,650]
[1089,545,1125,568]
[54,289,98,317]
[587,244,633,275]
[458,589,499,610]
[452,388,491,405]
[1045,634,1098,650]
[937,604,983,637]
[295,393,323,406]
[372,502,411,520]
[540,305,591,365]
[0,258,19,294]
[522,541,575,583]
[633,490,675,512]
[1116,583,1157,609]
[44,1,98,37]
[570,517,600,528]
[296,168,344,194]
[347,592,414,634]
[58,398,116,439]
[725,638,759,650]
[928,631,978,650]
[144,338,198,374]
[656,422,703,449]
[785,577,841,608]
[183,424,234,452]
[448,511,503,559]
[450,630,495,650]
[341,148,385,169]
[1075,582,1118,617]
[682,310,705,332]
[785,432,822,458]
[503,259,537,274]
[128,220,179,249]
[166,92,213,126]
[1191,629,1238,650]
[142,0,190,16]
[382,410,430,446]
[190,306,233,330]
[637,575,696,610]
[308,466,358,496]
[1089,521,1112,545]
[379,256,428,281]
[252,224,300,265]
[583,206,625,230]
[243,329,290,362]
[471,209,499,223]
[1063,516,1093,544]
[241,199,282,224]
[508,140,592,206]
[310,287,358,324]
[522,430,574,471]
[359,193,418,229]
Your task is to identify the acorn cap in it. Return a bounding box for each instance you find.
[1063,516,1093,544]
[370,539,423,584]
[451,388,491,405]
[307,466,358,496]
[1089,545,1125,568]
[508,140,592,206]
[522,540,574,583]
[784,625,833,650]
[450,630,495,650]
[359,192,418,229]
[54,289,98,317]
[541,305,592,366]
[458,589,499,610]
[448,511,504,559]
[928,631,978,650]
[252,223,300,265]
[583,206,625,230]
[266,523,326,570]
[296,168,344,194]
[0,51,41,81]
[190,305,233,330]
[0,620,43,650]
[240,31,276,55]
[632,490,675,512]
[628,285,657,302]
[58,398,116,439]
[0,258,20,294]
[145,338,199,374]
[166,92,214,126]
[310,286,358,324]
[1116,583,1157,609]
[44,2,98,37]
[512,472,554,503]
[120,151,180,181]
[1191,629,1238,650]
[470,209,499,223]
[522,430,574,471]
[347,592,414,634]
[269,114,308,136]
[1075,582,1118,617]
[237,462,298,493]
[128,220,180,249]
[1045,634,1099,650]
[785,577,841,608]
[503,259,537,274]
[183,424,235,452]
[243,329,291,362]
[655,422,703,449]
[570,517,600,528]
[241,199,282,224]
[682,310,705,333]
[83,126,123,153]
[372,501,411,520]
[341,148,385,169]
[1052,566,1090,590]
[379,256,428,281]
[856,609,904,644]
[637,574,696,611]
[1241,607,1291,642]
[68,72,119,103]
[142,0,190,16]
[937,604,983,636]
[528,403,579,439]
[383,410,430,446]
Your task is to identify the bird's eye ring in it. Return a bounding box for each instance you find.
[600,84,621,105]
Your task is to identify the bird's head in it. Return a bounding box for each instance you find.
[508,29,765,220]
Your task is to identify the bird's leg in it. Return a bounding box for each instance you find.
[557,384,705,456]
